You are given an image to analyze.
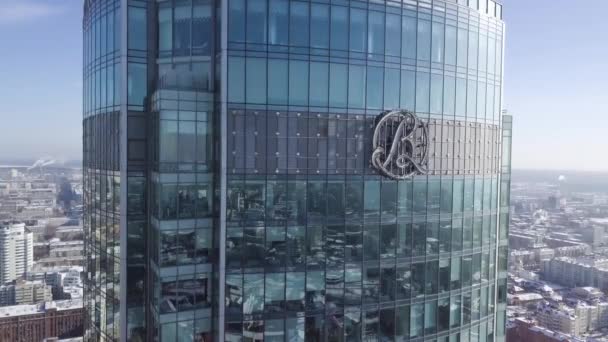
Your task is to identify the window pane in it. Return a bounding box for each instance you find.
[159,7,172,53]
[228,57,245,103]
[310,62,329,106]
[290,2,309,47]
[128,7,146,50]
[415,72,429,113]
[247,0,267,44]
[246,58,267,104]
[386,14,401,57]
[127,63,147,106]
[367,66,383,109]
[446,25,457,65]
[417,20,431,61]
[329,63,348,107]
[444,76,456,115]
[368,11,384,55]
[348,65,366,108]
[350,8,367,53]
[269,0,288,46]
[330,6,348,51]
[311,4,329,49]
[431,22,444,63]
[457,28,468,68]
[402,16,417,59]
[289,60,309,105]
[430,74,443,114]
[384,69,400,109]
[401,70,415,111]
[268,59,288,104]
[229,0,246,42]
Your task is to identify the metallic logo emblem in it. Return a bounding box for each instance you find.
[371,110,428,180]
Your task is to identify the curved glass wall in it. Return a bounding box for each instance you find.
[224,0,507,341]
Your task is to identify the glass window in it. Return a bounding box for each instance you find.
[367,66,383,109]
[348,65,366,108]
[243,274,264,314]
[310,62,329,106]
[402,16,417,59]
[269,0,288,46]
[456,78,467,117]
[158,8,172,53]
[386,14,401,57]
[410,303,424,338]
[229,0,246,42]
[415,72,430,113]
[330,6,348,51]
[193,2,212,55]
[247,0,267,44]
[246,58,267,104]
[329,63,348,107]
[425,300,437,335]
[417,20,431,61]
[290,2,309,47]
[457,28,467,68]
[228,57,245,103]
[430,74,443,114]
[450,295,462,328]
[174,3,191,55]
[401,70,415,111]
[384,69,400,109]
[468,30,479,70]
[268,59,288,104]
[289,60,309,105]
[350,8,367,53]
[368,11,384,55]
[444,76,456,116]
[431,22,444,63]
[127,63,147,106]
[446,25,457,65]
[467,80,478,118]
[311,4,329,49]
[128,6,146,50]
[396,305,410,340]
[451,256,461,289]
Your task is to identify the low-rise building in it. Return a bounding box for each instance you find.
[0,281,53,306]
[0,300,83,341]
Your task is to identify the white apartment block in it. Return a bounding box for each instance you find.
[0,222,34,284]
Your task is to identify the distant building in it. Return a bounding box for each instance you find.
[542,257,608,289]
[536,301,580,336]
[0,281,53,306]
[0,222,33,283]
[0,300,83,341]
[507,317,585,342]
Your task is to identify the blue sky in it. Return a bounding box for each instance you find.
[0,0,607,170]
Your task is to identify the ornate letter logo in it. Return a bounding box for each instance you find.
[371,110,428,180]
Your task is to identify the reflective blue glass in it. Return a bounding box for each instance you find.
[368,11,385,56]
[348,64,366,108]
[417,20,431,61]
[402,16,417,59]
[415,72,430,113]
[329,63,347,107]
[289,60,308,105]
[310,4,329,49]
[350,9,367,53]
[310,62,329,106]
[268,59,288,104]
[366,66,383,109]
[269,0,288,46]
[246,58,267,104]
[330,6,348,51]
[247,0,267,44]
[400,70,416,111]
[290,2,309,47]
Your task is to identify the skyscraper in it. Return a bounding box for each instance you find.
[83,0,510,341]
[0,222,34,284]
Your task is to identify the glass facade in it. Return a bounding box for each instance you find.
[83,0,508,341]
